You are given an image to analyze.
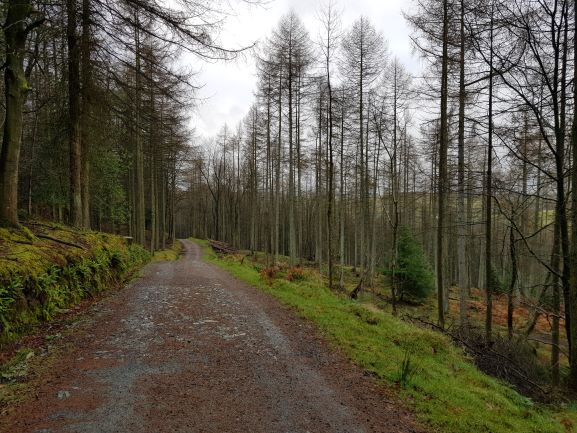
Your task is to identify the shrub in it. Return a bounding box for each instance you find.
[393,226,435,302]
[260,267,278,285]
[286,267,305,282]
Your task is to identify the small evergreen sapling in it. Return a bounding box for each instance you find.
[395,226,435,302]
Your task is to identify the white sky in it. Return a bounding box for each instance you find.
[186,0,421,138]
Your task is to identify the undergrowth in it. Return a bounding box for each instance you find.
[152,241,183,262]
[193,238,577,433]
[0,222,150,343]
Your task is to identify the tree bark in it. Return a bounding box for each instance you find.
[437,0,449,328]
[457,0,468,327]
[0,0,38,227]
[568,0,577,389]
[80,0,91,229]
[133,12,145,245]
[485,6,495,343]
[67,0,83,227]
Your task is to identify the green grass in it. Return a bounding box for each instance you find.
[152,241,183,262]
[193,238,577,433]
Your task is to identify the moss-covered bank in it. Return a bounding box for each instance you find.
[0,222,150,343]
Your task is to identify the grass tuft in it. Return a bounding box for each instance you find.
[152,241,183,262]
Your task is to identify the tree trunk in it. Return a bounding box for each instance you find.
[570,0,577,389]
[484,4,496,344]
[437,0,449,328]
[508,224,517,340]
[551,221,561,385]
[133,12,145,245]
[80,0,91,229]
[326,60,334,290]
[67,0,83,227]
[457,0,468,327]
[0,0,39,227]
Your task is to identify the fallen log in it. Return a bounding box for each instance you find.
[208,239,237,255]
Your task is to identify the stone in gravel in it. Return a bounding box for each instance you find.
[57,390,70,399]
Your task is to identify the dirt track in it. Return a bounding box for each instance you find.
[1,240,423,433]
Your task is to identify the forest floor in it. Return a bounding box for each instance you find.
[0,239,423,433]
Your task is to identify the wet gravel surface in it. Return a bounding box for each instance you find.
[2,240,424,433]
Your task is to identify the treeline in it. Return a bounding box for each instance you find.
[0,0,244,249]
[175,0,577,389]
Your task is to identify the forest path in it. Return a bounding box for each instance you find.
[2,240,421,433]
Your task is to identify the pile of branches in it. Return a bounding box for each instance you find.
[208,240,237,255]
[405,315,551,402]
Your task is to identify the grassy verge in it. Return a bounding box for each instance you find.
[193,238,577,433]
[0,222,150,344]
[152,240,183,262]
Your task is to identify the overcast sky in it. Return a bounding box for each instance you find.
[187,0,422,139]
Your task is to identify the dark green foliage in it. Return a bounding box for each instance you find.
[394,226,435,302]
[90,144,130,227]
[487,264,505,295]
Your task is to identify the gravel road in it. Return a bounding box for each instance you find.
[1,240,423,433]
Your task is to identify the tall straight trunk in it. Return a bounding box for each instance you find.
[275,67,282,262]
[508,224,517,340]
[457,0,468,327]
[149,71,157,252]
[236,130,241,246]
[570,0,577,389]
[556,0,571,360]
[249,110,258,252]
[160,167,166,249]
[133,14,145,245]
[129,166,134,237]
[551,220,561,385]
[466,150,474,288]
[316,97,323,269]
[80,0,91,228]
[150,155,157,252]
[288,44,296,264]
[67,0,83,227]
[266,77,273,264]
[549,0,574,387]
[339,91,346,287]
[520,112,529,290]
[368,103,378,285]
[485,8,494,343]
[390,76,400,315]
[359,48,366,274]
[27,108,38,216]
[365,97,373,282]
[437,0,449,328]
[326,56,334,289]
[0,0,37,226]
[169,161,176,243]
[297,77,303,263]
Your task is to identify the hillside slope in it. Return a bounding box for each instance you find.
[196,240,577,433]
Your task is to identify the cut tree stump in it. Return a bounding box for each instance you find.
[350,278,364,300]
